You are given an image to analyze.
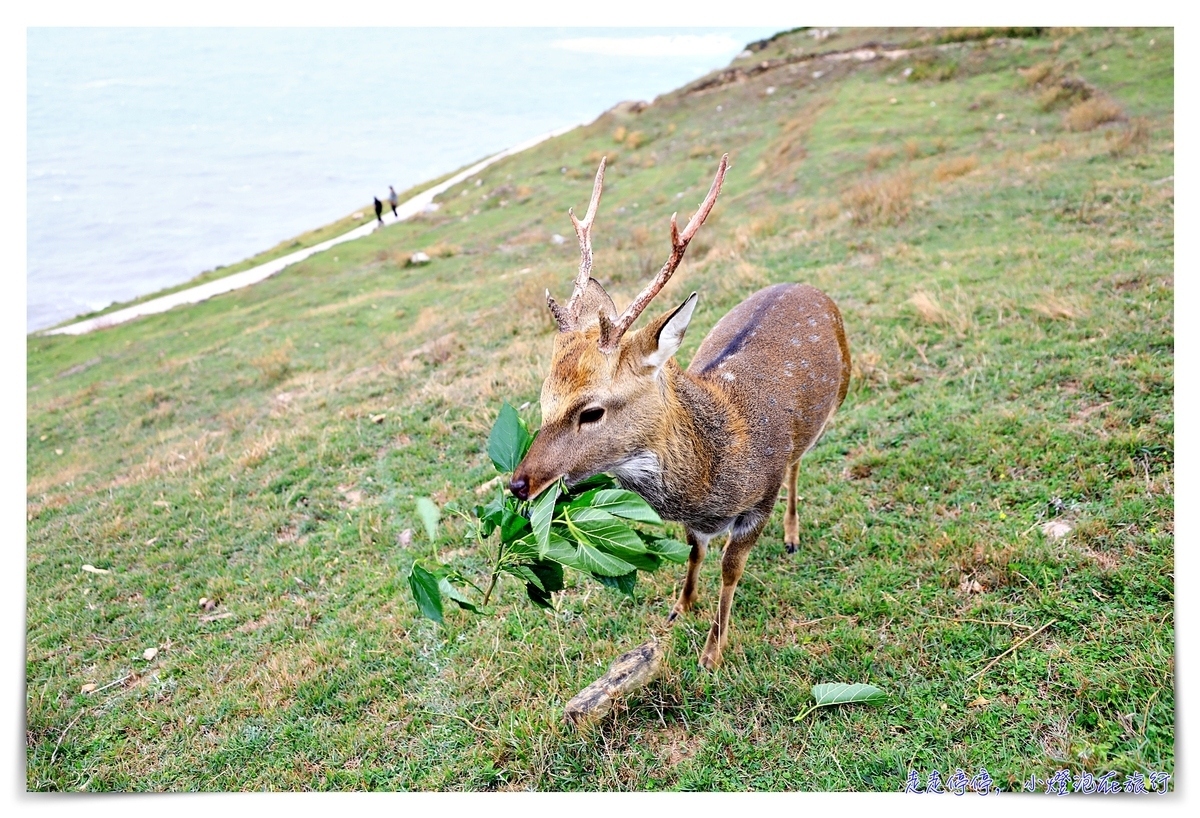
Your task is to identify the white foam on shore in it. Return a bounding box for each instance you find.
[42,121,579,337]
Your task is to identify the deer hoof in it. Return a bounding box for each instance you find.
[785,541,798,555]
[699,648,721,670]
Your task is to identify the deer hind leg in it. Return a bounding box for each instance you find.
[784,460,800,554]
[667,530,707,623]
[699,511,769,670]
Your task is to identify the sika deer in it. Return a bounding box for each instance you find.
[510,155,850,669]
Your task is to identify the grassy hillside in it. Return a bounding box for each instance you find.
[26,27,1174,791]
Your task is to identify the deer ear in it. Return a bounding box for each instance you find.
[643,292,698,372]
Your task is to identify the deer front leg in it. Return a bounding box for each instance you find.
[699,514,768,670]
[667,530,707,623]
[784,460,800,554]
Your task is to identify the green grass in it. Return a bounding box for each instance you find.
[26,27,1173,791]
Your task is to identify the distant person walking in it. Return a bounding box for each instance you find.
[388,185,399,217]
[374,196,384,224]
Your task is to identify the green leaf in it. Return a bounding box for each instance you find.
[572,540,637,577]
[504,536,539,561]
[563,473,617,497]
[530,481,560,554]
[500,507,530,543]
[475,495,506,538]
[526,558,565,594]
[646,537,691,564]
[794,683,887,721]
[415,497,440,541]
[569,488,662,524]
[526,581,554,609]
[438,577,479,613]
[487,402,532,473]
[504,563,543,590]
[542,532,585,569]
[594,570,637,596]
[407,564,444,622]
[571,515,649,556]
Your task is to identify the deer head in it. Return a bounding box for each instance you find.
[509,154,729,500]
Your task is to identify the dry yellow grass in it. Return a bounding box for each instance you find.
[584,149,619,167]
[251,340,293,384]
[908,290,948,325]
[1031,294,1080,320]
[762,98,831,173]
[1107,117,1152,156]
[903,139,921,161]
[1018,61,1057,87]
[424,242,461,259]
[842,172,914,225]
[865,146,896,170]
[1064,97,1124,131]
[933,155,978,182]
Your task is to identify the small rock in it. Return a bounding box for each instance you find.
[143,647,158,661]
[81,564,109,575]
[550,234,566,245]
[398,529,413,547]
[370,413,386,424]
[409,251,431,265]
[1042,520,1073,540]
[765,86,776,95]
[996,112,1006,121]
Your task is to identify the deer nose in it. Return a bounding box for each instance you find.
[509,474,529,500]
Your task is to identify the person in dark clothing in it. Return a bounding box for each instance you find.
[388,185,399,217]
[374,197,384,224]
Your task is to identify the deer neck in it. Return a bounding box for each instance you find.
[612,359,743,523]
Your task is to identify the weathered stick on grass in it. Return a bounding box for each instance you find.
[564,639,662,727]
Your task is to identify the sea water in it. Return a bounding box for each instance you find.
[27,27,778,331]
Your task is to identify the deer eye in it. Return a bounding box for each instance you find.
[579,407,605,426]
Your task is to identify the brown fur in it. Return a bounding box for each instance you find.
[514,282,850,669]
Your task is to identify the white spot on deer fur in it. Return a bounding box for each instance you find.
[800,359,810,368]
[808,317,817,326]
[722,371,736,381]
[808,334,820,343]
[791,338,800,346]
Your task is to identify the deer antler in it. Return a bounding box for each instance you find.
[546,157,607,331]
[598,153,729,352]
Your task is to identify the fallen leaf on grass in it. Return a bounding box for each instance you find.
[81,683,96,694]
[81,564,110,575]
[398,529,413,547]
[968,696,990,708]
[143,647,158,661]
[200,612,235,623]
[370,413,387,424]
[153,500,170,508]
[958,574,985,594]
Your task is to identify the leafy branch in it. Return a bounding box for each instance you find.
[405,402,688,621]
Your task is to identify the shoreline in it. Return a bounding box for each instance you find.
[40,121,580,337]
